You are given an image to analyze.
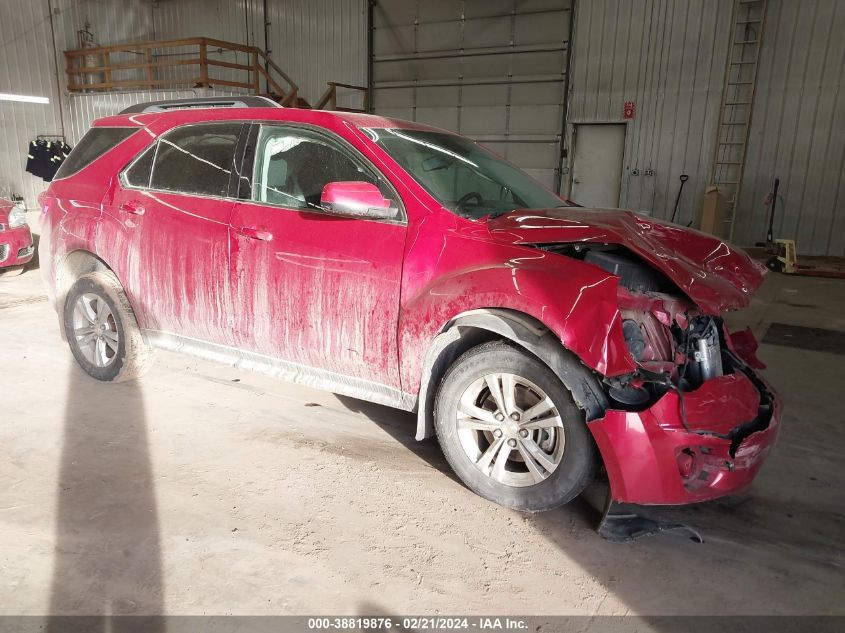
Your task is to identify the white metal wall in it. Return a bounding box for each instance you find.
[263,0,368,108]
[372,0,572,189]
[565,0,735,223]
[0,0,367,211]
[61,0,367,105]
[5,0,845,254]
[567,0,845,255]
[148,0,367,107]
[0,0,65,209]
[735,0,845,256]
[54,0,155,49]
[150,0,257,88]
[65,89,241,144]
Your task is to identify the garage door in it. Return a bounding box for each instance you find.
[371,0,572,191]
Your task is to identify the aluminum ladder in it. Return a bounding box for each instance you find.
[711,0,768,240]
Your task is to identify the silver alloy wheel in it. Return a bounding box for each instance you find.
[71,293,119,368]
[456,372,566,487]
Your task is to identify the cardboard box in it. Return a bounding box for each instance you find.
[699,186,728,238]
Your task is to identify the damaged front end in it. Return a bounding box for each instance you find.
[538,242,780,506]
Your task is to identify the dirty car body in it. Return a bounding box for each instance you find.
[39,103,780,510]
[0,197,34,272]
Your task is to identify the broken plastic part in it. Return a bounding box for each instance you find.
[598,499,704,544]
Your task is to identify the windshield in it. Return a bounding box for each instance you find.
[364,128,568,219]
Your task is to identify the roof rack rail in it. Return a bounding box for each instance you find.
[119,96,281,114]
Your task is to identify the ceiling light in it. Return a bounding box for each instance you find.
[0,93,50,104]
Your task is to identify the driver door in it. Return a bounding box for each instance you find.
[228,124,407,390]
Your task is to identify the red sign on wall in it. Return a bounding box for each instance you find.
[623,100,636,120]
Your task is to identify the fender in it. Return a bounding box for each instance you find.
[415,308,609,441]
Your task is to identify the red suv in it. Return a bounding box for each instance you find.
[0,197,34,275]
[40,97,779,512]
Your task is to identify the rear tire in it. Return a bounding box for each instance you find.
[63,271,153,382]
[434,341,597,512]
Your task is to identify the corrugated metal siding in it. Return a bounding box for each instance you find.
[54,0,155,87]
[0,0,64,209]
[151,0,254,87]
[144,0,367,106]
[57,0,364,105]
[10,0,841,254]
[566,0,735,224]
[152,0,250,43]
[735,0,845,256]
[55,0,155,48]
[1,0,366,212]
[65,89,240,143]
[371,0,572,189]
[263,0,368,108]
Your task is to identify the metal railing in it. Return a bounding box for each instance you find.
[65,37,300,107]
[314,82,369,113]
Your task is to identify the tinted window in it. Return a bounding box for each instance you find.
[54,127,137,180]
[251,126,395,210]
[124,143,155,188]
[150,123,242,197]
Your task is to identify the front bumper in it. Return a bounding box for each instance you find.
[0,224,34,268]
[588,370,780,505]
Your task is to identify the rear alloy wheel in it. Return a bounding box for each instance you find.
[63,271,153,382]
[435,341,596,511]
[71,292,120,369]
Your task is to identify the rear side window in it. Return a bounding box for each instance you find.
[149,123,242,198]
[54,127,137,180]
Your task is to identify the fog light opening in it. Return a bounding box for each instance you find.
[677,448,696,480]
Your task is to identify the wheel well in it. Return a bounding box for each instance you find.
[56,250,112,338]
[415,309,609,441]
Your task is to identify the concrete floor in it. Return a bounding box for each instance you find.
[1,261,843,617]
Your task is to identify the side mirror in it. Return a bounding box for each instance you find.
[320,181,397,220]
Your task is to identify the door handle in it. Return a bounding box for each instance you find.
[238,226,273,242]
[120,201,145,215]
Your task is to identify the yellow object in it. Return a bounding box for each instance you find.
[775,239,797,274]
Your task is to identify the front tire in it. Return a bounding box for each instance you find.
[434,341,597,512]
[63,271,153,382]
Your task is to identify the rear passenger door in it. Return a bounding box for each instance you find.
[116,122,245,345]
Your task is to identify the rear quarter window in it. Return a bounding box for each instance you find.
[124,143,155,188]
[54,127,137,180]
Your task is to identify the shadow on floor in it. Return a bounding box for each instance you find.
[26,231,40,272]
[334,394,460,484]
[334,393,599,528]
[47,365,164,631]
[336,380,844,623]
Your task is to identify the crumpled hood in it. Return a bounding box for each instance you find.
[488,207,766,313]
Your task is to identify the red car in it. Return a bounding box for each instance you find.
[0,197,34,275]
[39,97,779,512]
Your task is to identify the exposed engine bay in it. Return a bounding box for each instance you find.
[537,242,775,455]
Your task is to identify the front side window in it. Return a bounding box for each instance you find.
[54,127,137,180]
[149,123,242,197]
[250,125,397,211]
[365,128,567,219]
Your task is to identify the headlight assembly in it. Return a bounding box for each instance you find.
[8,203,27,228]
